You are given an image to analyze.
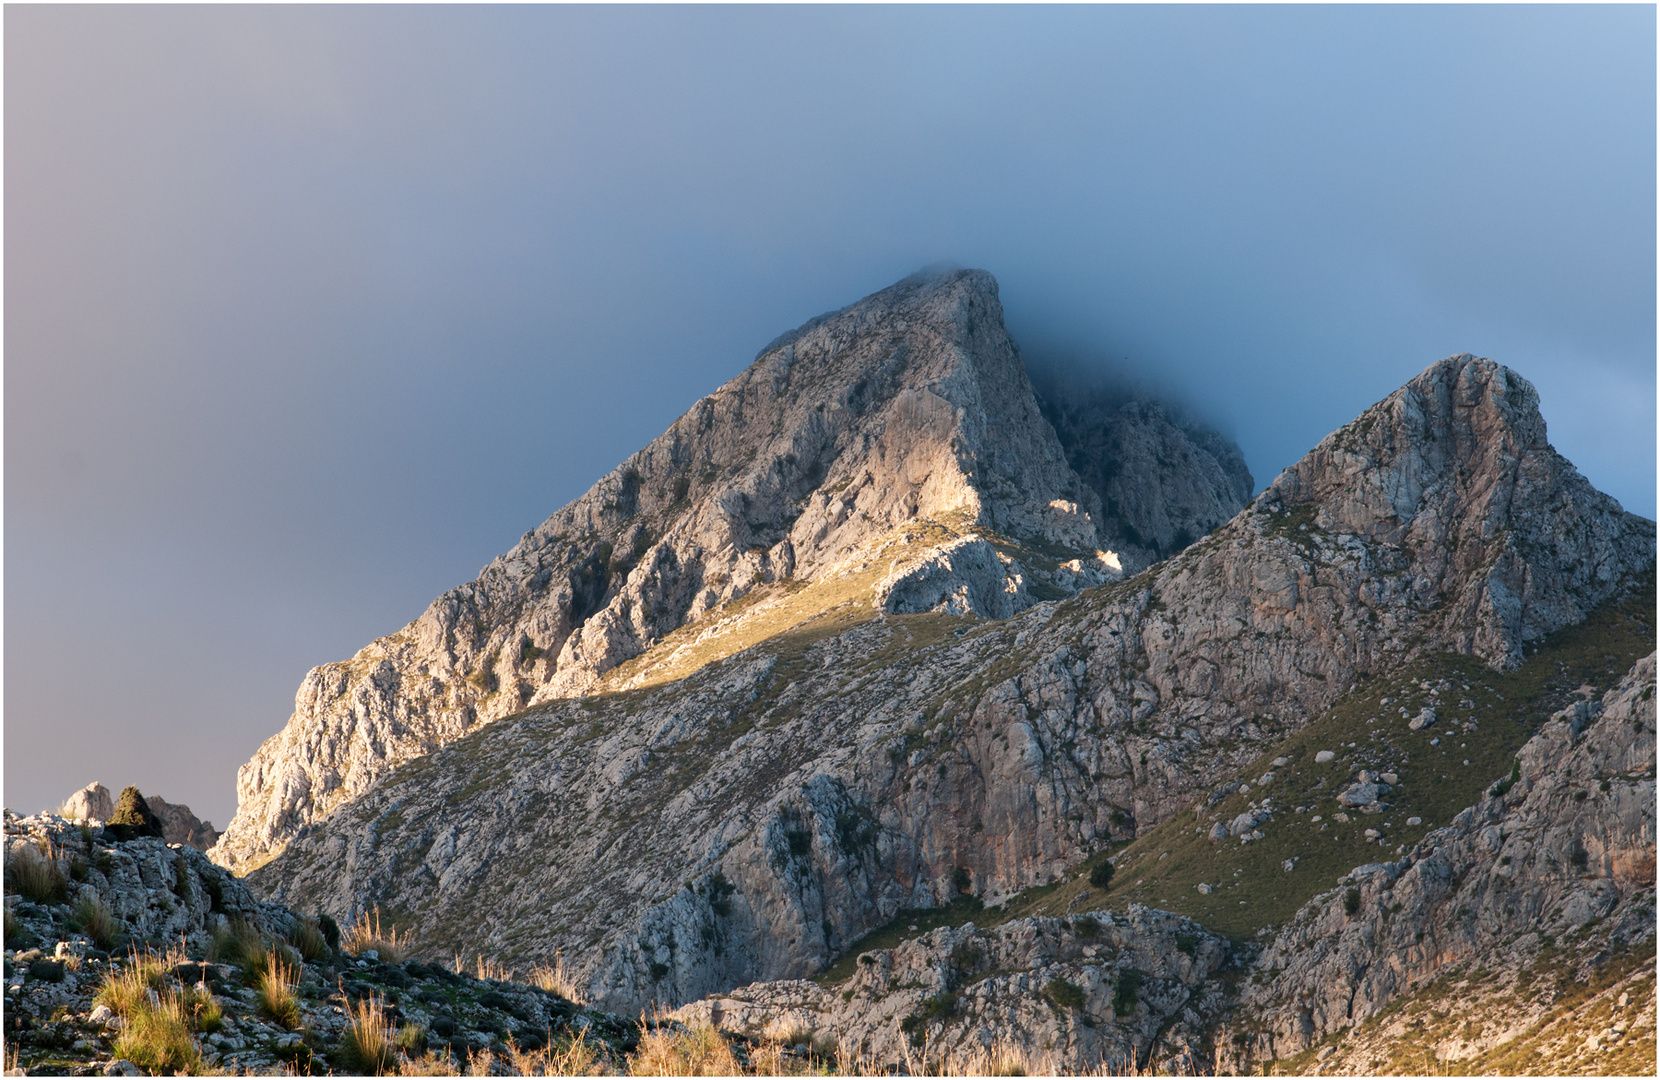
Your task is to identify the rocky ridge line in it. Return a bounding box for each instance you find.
[247,353,1652,1015]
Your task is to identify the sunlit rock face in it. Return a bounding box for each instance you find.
[213,269,1256,873]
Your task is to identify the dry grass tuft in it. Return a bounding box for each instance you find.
[345,907,414,963]
[628,1016,743,1076]
[475,953,510,982]
[97,946,221,1074]
[288,915,332,962]
[338,992,398,1075]
[6,842,68,905]
[530,950,589,1004]
[257,955,302,1029]
[74,892,117,950]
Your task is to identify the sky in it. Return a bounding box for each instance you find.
[6,5,1654,829]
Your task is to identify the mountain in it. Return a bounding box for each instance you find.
[225,266,1652,1042]
[211,270,1251,872]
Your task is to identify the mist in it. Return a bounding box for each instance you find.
[6,5,1653,828]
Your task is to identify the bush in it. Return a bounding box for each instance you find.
[7,843,69,905]
[107,787,165,840]
[318,911,342,950]
[952,867,972,894]
[1174,931,1200,957]
[1044,978,1085,1010]
[1089,860,1115,890]
[1344,888,1362,916]
[1112,969,1143,1016]
[1490,758,1522,798]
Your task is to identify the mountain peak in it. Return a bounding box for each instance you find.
[211,270,1253,869]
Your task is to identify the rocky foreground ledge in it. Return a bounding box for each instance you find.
[1,814,646,1076]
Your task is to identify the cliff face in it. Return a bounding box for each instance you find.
[243,340,1652,1016]
[213,270,1253,873]
[1037,388,1255,573]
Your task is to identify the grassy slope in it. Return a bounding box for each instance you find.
[814,572,1655,981]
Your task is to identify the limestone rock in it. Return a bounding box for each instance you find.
[1034,387,1255,574]
[213,269,1173,871]
[142,794,219,851]
[57,783,113,824]
[242,351,1651,1014]
[669,907,1231,1074]
[1224,651,1657,1065]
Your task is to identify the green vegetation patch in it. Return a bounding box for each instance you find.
[937,575,1655,941]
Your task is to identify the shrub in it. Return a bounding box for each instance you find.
[1174,931,1200,957]
[336,993,397,1076]
[106,787,165,840]
[952,867,972,894]
[467,653,500,694]
[1044,978,1085,1010]
[1344,888,1362,916]
[1490,758,1522,798]
[649,962,670,981]
[288,916,331,962]
[75,893,117,950]
[257,956,302,1029]
[1112,969,1143,1016]
[343,907,413,963]
[520,638,546,664]
[1089,860,1115,890]
[7,843,69,905]
[318,911,342,950]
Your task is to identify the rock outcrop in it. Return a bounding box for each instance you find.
[1035,386,1255,573]
[670,907,1232,1074]
[218,270,1258,871]
[57,783,113,825]
[2,813,632,1077]
[1224,651,1657,1067]
[245,348,1651,1015]
[54,783,220,851]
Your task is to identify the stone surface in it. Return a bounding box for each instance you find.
[670,906,1230,1074]
[58,783,113,824]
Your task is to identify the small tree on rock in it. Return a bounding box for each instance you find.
[107,786,165,840]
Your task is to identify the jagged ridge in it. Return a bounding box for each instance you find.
[245,352,1652,1018]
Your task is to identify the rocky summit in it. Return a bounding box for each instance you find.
[10,268,1650,1076]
